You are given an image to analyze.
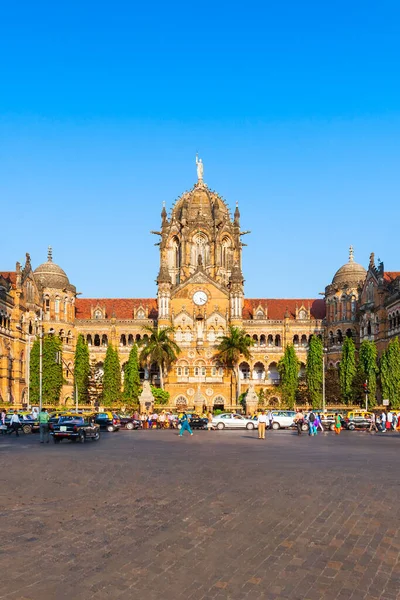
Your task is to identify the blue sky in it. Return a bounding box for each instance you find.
[1,1,399,299]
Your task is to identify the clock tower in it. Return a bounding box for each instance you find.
[153,159,246,410]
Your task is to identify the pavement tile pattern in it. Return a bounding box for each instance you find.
[1,429,400,600]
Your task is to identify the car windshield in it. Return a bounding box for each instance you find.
[59,416,84,424]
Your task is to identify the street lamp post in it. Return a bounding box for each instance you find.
[37,309,43,412]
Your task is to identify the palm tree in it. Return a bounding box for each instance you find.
[138,326,180,389]
[215,326,253,403]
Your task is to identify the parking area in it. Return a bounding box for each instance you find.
[1,429,400,600]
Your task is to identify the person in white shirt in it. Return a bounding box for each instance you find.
[258,410,268,440]
[266,410,274,430]
[381,411,387,432]
[369,412,378,432]
[387,411,393,431]
[9,411,21,437]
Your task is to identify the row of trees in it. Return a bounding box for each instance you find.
[30,325,180,406]
[29,324,400,408]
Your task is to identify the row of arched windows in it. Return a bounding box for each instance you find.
[43,295,74,321]
[326,296,357,322]
[328,329,354,346]
[248,334,281,347]
[120,334,149,346]
[176,366,225,377]
[87,334,108,347]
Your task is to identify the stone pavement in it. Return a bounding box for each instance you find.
[1,428,400,600]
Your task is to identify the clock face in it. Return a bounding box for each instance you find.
[193,291,207,306]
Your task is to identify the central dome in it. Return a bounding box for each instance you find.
[332,247,366,286]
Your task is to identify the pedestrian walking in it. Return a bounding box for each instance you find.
[308,411,316,436]
[207,411,213,431]
[294,410,305,435]
[369,412,378,432]
[258,410,267,439]
[1,408,6,426]
[334,412,341,435]
[38,407,50,443]
[267,409,274,430]
[316,413,324,432]
[381,411,387,432]
[179,413,193,437]
[387,410,394,431]
[9,410,21,436]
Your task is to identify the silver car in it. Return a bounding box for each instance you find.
[212,413,257,430]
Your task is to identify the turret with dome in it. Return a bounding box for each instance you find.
[33,247,76,324]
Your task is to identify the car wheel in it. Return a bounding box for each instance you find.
[301,423,309,432]
[348,424,355,431]
[93,432,100,441]
[329,424,335,431]
[53,437,60,444]
[22,425,32,434]
[246,423,254,430]
[126,422,134,430]
[106,425,114,433]
[79,432,85,443]
[216,422,225,430]
[272,422,280,430]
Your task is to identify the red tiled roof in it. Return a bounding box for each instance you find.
[0,271,17,288]
[75,298,158,320]
[384,272,400,283]
[243,299,326,320]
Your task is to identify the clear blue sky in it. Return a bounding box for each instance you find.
[1,1,399,299]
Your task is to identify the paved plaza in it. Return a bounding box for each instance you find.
[1,429,400,600]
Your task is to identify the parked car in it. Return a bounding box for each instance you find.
[93,411,121,432]
[343,410,373,430]
[119,415,141,430]
[212,413,257,430]
[269,410,308,432]
[50,415,100,443]
[187,414,208,430]
[5,412,39,434]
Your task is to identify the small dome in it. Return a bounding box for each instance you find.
[33,247,75,292]
[332,246,366,286]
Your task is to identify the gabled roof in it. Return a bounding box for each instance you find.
[75,298,158,320]
[384,272,400,283]
[243,299,325,320]
[0,272,17,288]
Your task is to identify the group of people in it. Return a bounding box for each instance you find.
[1,407,51,442]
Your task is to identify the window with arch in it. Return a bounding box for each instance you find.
[239,362,251,380]
[253,362,265,380]
[177,366,182,376]
[44,297,50,313]
[351,296,356,319]
[220,236,231,270]
[87,334,93,346]
[192,232,209,266]
[175,396,188,409]
[120,334,126,347]
[298,309,307,320]
[136,309,145,320]
[260,334,266,347]
[341,296,347,320]
[94,309,102,319]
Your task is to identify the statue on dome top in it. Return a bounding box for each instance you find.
[196,154,204,182]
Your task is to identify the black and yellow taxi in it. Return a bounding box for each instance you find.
[343,410,373,430]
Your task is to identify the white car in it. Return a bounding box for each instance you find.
[212,413,257,430]
[270,410,308,431]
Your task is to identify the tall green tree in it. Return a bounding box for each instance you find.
[138,326,180,389]
[278,344,299,409]
[215,326,253,402]
[124,344,141,402]
[339,336,357,404]
[30,335,64,406]
[306,335,323,408]
[380,337,400,409]
[102,344,121,406]
[358,340,378,407]
[74,334,90,404]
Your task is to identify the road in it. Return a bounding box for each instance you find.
[1,428,399,600]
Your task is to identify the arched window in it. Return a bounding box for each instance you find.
[293,334,299,346]
[177,366,182,376]
[275,334,281,347]
[67,331,72,344]
[135,334,141,342]
[207,328,215,342]
[102,334,108,347]
[94,309,102,319]
[184,328,192,342]
[44,296,50,313]
[192,233,209,266]
[136,309,145,320]
[176,328,183,342]
[298,309,307,320]
[128,334,134,346]
[367,321,372,336]
[120,334,126,347]
[267,334,274,347]
[175,396,188,409]
[94,334,100,347]
[337,330,343,344]
[253,362,265,380]
[267,362,280,383]
[351,296,356,320]
[301,334,307,347]
[221,237,231,270]
[252,334,258,346]
[239,362,250,380]
[87,334,92,346]
[259,334,266,347]
[341,296,347,320]
[329,330,334,346]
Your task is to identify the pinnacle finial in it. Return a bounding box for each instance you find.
[349,245,354,262]
[48,246,53,262]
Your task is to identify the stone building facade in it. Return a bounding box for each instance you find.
[1,172,398,409]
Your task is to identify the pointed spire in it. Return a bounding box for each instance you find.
[48,246,53,262]
[349,245,354,262]
[157,263,171,284]
[234,201,240,226]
